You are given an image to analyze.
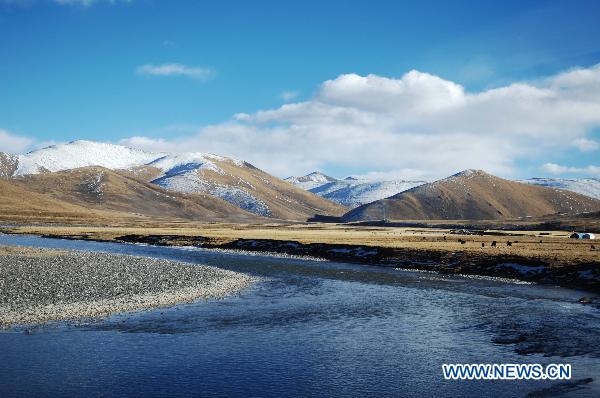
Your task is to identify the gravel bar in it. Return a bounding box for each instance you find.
[0,245,257,326]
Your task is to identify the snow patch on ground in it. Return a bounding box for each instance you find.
[496,262,546,275]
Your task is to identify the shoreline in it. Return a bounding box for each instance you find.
[2,225,598,294]
[118,235,600,294]
[0,246,257,327]
[0,223,600,295]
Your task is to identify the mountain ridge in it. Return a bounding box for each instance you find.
[342,169,600,221]
[0,141,346,221]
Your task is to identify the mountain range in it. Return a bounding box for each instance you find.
[287,171,600,209]
[0,141,345,222]
[342,170,600,221]
[2,141,600,224]
[285,172,426,208]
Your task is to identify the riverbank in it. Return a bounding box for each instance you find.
[0,245,257,327]
[2,223,599,293]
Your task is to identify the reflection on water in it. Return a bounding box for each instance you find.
[0,234,599,397]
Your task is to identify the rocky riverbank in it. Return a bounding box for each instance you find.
[0,246,257,327]
[113,234,600,294]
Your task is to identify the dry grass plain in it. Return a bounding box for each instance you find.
[3,221,598,267]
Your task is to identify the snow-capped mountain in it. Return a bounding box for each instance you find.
[285,171,337,190]
[521,178,600,200]
[343,170,600,222]
[2,141,345,220]
[14,140,164,176]
[312,179,426,208]
[286,171,426,208]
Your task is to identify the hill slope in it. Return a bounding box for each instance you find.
[9,166,261,223]
[343,170,600,221]
[1,141,345,221]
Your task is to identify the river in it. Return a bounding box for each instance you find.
[0,234,598,397]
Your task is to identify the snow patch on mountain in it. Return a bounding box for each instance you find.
[312,179,425,207]
[78,170,106,201]
[151,167,271,216]
[146,153,272,215]
[521,178,600,200]
[15,140,164,175]
[285,171,337,190]
[148,153,226,176]
[287,171,426,208]
[8,140,275,217]
[210,186,271,216]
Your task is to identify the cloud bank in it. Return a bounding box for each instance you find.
[542,163,600,176]
[121,64,600,179]
[0,129,34,153]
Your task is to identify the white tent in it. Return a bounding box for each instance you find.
[570,232,596,239]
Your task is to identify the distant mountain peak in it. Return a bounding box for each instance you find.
[302,171,337,181]
[451,169,489,178]
[285,171,338,190]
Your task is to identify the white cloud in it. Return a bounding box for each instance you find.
[136,63,214,81]
[0,129,34,153]
[350,169,430,181]
[121,64,600,179]
[573,138,599,152]
[280,91,299,101]
[542,163,600,175]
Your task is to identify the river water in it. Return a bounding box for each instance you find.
[0,234,599,397]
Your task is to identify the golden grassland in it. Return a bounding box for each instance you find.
[3,221,599,267]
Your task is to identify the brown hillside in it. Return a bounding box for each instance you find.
[200,159,347,220]
[10,166,261,223]
[343,170,600,221]
[137,159,347,221]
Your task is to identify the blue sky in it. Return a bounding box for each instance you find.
[1,0,600,179]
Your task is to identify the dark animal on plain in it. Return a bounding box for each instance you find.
[507,241,512,246]
[481,243,485,247]
[491,241,497,247]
